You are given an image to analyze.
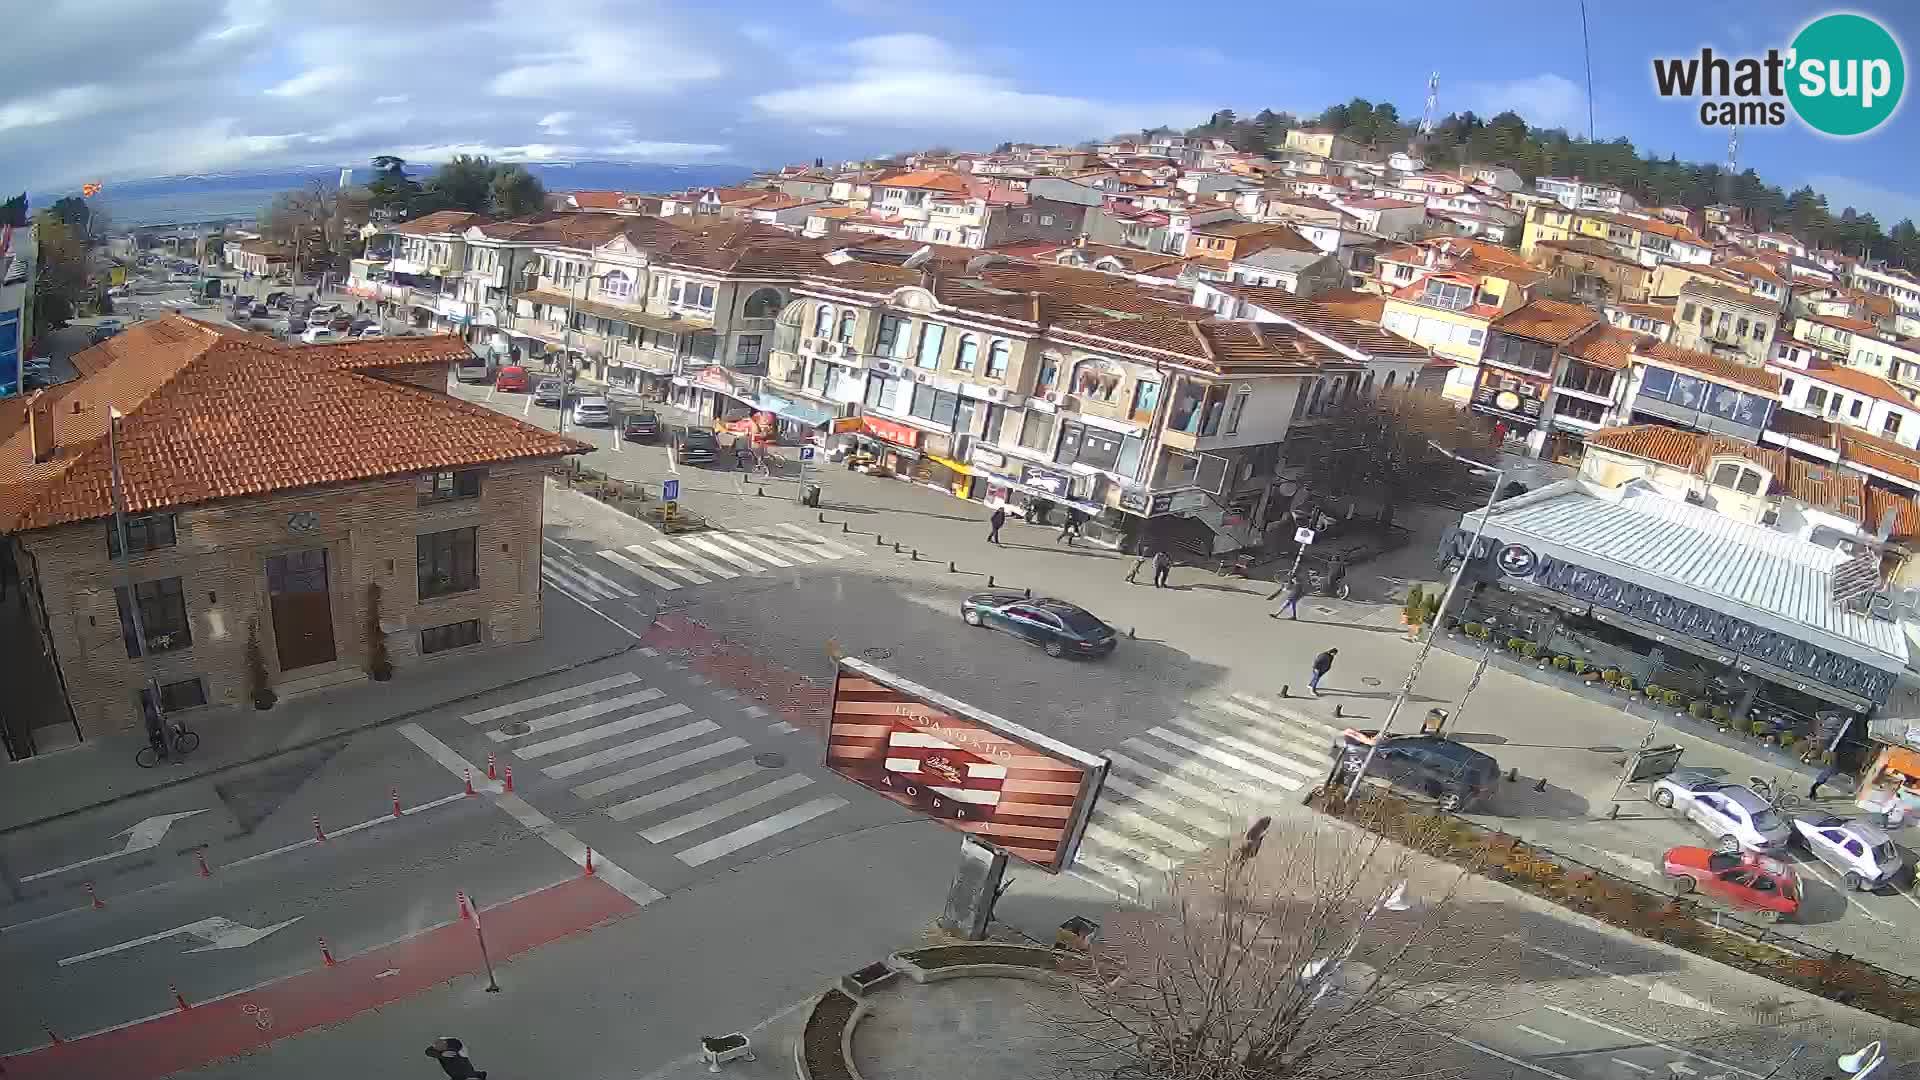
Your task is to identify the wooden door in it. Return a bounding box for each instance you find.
[267,548,336,671]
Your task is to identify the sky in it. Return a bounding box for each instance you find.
[2,0,1917,226]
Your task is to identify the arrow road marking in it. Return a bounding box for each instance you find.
[58,915,301,967]
[1668,1064,1697,1077]
[22,810,211,882]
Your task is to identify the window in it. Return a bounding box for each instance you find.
[1021,212,1033,223]
[1851,399,1864,419]
[955,335,978,373]
[1018,410,1055,453]
[1481,332,1555,374]
[836,311,857,343]
[812,305,833,337]
[1782,377,1795,396]
[422,619,482,654]
[1131,379,1161,419]
[735,334,764,369]
[1806,386,1829,410]
[1036,356,1060,391]
[1225,387,1250,433]
[670,280,685,307]
[107,513,177,558]
[742,288,782,319]
[916,323,946,369]
[116,577,191,657]
[1072,359,1123,401]
[155,677,207,712]
[807,360,831,393]
[1751,321,1768,341]
[599,270,633,300]
[986,340,1010,379]
[864,374,900,412]
[652,275,666,298]
[1055,421,1125,472]
[877,315,909,357]
[909,385,960,428]
[417,527,478,598]
[1040,214,1054,226]
[1420,279,1474,311]
[1886,413,1904,437]
[417,468,484,504]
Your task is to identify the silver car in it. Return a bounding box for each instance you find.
[571,396,611,427]
[532,378,565,407]
[1651,769,1791,852]
[1789,813,1908,890]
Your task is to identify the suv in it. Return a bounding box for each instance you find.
[1331,730,1500,811]
[622,410,660,441]
[676,428,718,465]
[571,396,612,427]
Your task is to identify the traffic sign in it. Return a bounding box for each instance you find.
[799,446,816,462]
[1294,526,1317,546]
[663,500,679,521]
[662,478,680,501]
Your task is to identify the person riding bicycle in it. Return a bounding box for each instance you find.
[142,693,171,762]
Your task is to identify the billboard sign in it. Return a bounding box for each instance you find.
[824,658,1107,872]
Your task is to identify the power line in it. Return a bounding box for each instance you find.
[1578,0,1596,140]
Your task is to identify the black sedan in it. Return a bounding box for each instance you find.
[959,592,1117,659]
[623,410,661,441]
[677,428,718,465]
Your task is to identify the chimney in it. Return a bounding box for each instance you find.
[28,393,54,464]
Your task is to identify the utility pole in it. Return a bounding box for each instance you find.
[108,408,165,745]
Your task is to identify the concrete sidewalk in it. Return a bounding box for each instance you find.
[0,593,636,834]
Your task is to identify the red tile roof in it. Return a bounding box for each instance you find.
[1798,361,1916,409]
[392,211,491,235]
[0,316,587,533]
[1313,289,1387,324]
[1566,324,1649,371]
[1638,340,1783,394]
[291,334,476,372]
[1491,299,1602,345]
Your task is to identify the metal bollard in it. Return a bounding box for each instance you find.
[949,561,957,573]
[842,521,851,533]
[1533,776,1548,792]
[818,512,826,523]
[988,575,996,588]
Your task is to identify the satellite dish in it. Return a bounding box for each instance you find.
[900,245,935,270]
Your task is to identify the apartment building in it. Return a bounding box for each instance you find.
[0,221,33,400]
[1534,177,1639,212]
[1530,237,1655,304]
[1471,299,1602,458]
[1852,263,1920,320]
[1380,253,1546,401]
[1671,280,1780,366]
[0,315,583,757]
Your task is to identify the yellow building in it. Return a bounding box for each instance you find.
[1520,203,1575,257]
[1379,256,1547,401]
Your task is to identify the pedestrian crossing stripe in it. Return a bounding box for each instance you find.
[647,538,737,578]
[595,548,685,591]
[540,523,869,601]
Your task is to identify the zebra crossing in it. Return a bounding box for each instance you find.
[461,671,848,868]
[539,522,862,606]
[1072,691,1341,900]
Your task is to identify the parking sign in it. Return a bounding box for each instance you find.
[663,478,680,501]
[799,446,816,462]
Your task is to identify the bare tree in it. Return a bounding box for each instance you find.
[1294,388,1496,526]
[1039,808,1515,1080]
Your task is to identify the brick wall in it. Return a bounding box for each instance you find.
[16,462,549,739]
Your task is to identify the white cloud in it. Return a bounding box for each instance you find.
[1804,174,1920,226]
[265,65,352,98]
[373,94,409,105]
[538,111,573,135]
[0,85,112,133]
[754,33,1207,143]
[1458,73,1589,132]
[486,4,724,98]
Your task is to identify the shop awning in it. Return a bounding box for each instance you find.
[756,393,835,427]
[926,454,975,477]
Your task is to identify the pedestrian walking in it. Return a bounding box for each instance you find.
[1234,815,1273,865]
[1152,549,1172,588]
[988,506,1007,545]
[1307,648,1338,697]
[425,1036,487,1079]
[1029,497,1051,528]
[1808,757,1846,799]
[1268,576,1307,620]
[1056,508,1086,545]
[1126,550,1149,584]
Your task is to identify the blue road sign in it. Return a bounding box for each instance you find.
[663,478,680,501]
[799,446,816,462]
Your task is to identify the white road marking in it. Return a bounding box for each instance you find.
[539,720,718,780]
[23,810,212,882]
[485,689,665,742]
[675,796,847,866]
[542,560,616,602]
[1102,772,1232,834]
[573,738,750,800]
[609,761,765,822]
[1164,714,1326,780]
[541,570,648,641]
[1078,824,1178,874]
[647,539,738,579]
[703,532,794,568]
[678,535,763,572]
[1105,751,1237,817]
[514,703,694,759]
[639,773,815,842]
[1117,737,1265,798]
[1613,1059,1655,1074]
[396,723,661,906]
[464,673,642,725]
[1513,1024,1566,1045]
[596,549,684,591]
[768,720,798,734]
[1538,1006,1761,1079]
[771,522,859,558]
[1144,727,1305,791]
[555,556,635,598]
[728,531,815,564]
[619,545,711,584]
[59,916,303,967]
[1090,804,1208,852]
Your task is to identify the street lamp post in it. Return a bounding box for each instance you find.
[108,407,165,747]
[1839,1041,1885,1079]
[1345,442,1505,801]
[558,265,611,438]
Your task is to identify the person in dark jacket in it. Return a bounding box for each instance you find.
[1307,648,1338,696]
[988,506,1006,545]
[1152,549,1172,588]
[1268,577,1307,620]
[425,1036,486,1079]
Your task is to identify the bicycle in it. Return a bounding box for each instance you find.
[135,720,200,768]
[1748,774,1805,816]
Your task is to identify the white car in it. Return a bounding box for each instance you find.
[354,324,386,338]
[570,396,612,427]
[1788,813,1908,890]
[300,325,340,344]
[1651,769,1791,852]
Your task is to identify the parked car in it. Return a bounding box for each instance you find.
[958,592,1117,659]
[571,396,612,427]
[454,355,493,383]
[494,365,530,393]
[676,427,718,465]
[354,324,386,338]
[328,314,353,332]
[1330,730,1500,811]
[90,320,125,343]
[300,325,340,344]
[1650,770,1790,852]
[532,378,565,407]
[249,303,269,319]
[1788,813,1908,890]
[622,410,660,441]
[310,303,341,318]
[264,291,289,309]
[1663,846,1800,922]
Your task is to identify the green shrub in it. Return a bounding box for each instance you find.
[1404,584,1426,624]
[1662,689,1684,707]
[1751,721,1770,737]
[1618,676,1636,693]
[1601,668,1620,684]
[1779,732,1798,749]
[1506,636,1528,653]
[1644,683,1664,699]
[1571,658,1590,674]
[1689,701,1712,719]
[1711,704,1732,723]
[1552,654,1571,670]
[1464,622,1487,639]
[1521,643,1542,659]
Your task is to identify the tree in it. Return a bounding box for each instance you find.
[29,211,89,329]
[1039,807,1511,1080]
[423,154,496,214]
[366,155,421,217]
[487,164,547,217]
[0,193,25,228]
[1291,387,1493,527]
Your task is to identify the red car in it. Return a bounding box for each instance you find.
[494,365,530,392]
[1662,846,1800,922]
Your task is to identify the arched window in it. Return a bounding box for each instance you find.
[813,304,834,337]
[1307,379,1325,414]
[986,340,1010,379]
[598,270,633,300]
[1384,371,1398,393]
[955,335,979,373]
[1071,358,1124,401]
[1361,370,1376,397]
[836,310,857,343]
[742,288,783,319]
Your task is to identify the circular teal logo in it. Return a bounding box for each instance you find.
[1787,13,1906,137]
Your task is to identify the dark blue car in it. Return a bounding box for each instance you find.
[959,592,1117,659]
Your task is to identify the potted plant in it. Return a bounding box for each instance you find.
[1601,668,1620,686]
[1711,704,1732,724]
[1688,700,1713,720]
[1617,675,1636,694]
[245,619,276,710]
[1552,655,1572,671]
[367,582,393,682]
[1779,732,1798,752]
[1643,683,1664,701]
[1521,643,1543,664]
[1750,720,1770,738]
[1505,636,1528,654]
[1403,585,1426,628]
[1464,622,1487,640]
[1662,689,1684,708]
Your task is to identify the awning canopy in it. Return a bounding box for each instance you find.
[517,289,713,334]
[756,392,835,427]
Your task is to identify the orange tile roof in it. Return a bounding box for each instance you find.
[1313,288,1387,324]
[874,170,971,194]
[1587,424,1781,473]
[1639,340,1783,394]
[1201,285,1426,360]
[1839,434,1920,486]
[392,211,491,236]
[1799,361,1916,409]
[1491,299,1601,344]
[1566,324,1649,370]
[567,190,631,210]
[1866,486,1920,540]
[1806,313,1881,335]
[291,335,476,372]
[1681,279,1781,312]
[0,315,587,533]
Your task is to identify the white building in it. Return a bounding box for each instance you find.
[0,221,34,399]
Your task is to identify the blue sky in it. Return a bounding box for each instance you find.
[2,0,1915,226]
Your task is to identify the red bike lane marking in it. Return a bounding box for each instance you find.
[4,875,637,1080]
[642,613,832,736]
